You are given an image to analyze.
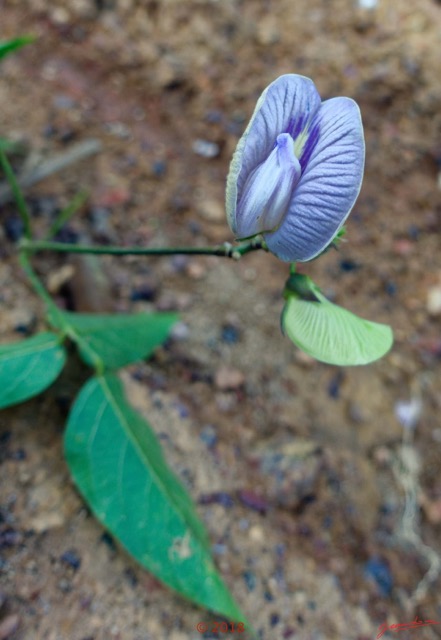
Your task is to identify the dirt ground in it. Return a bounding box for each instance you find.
[1,1,441,639]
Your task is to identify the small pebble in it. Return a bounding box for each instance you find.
[385,280,397,296]
[0,529,22,548]
[170,322,189,341]
[364,557,393,596]
[4,216,24,242]
[170,255,189,272]
[60,549,81,571]
[199,425,218,448]
[186,261,206,280]
[328,371,344,399]
[58,578,72,593]
[270,613,280,627]
[192,139,220,158]
[215,366,245,391]
[358,0,378,8]
[427,285,441,315]
[130,283,158,302]
[198,199,224,223]
[221,324,241,344]
[394,398,422,429]
[152,160,167,178]
[243,570,256,592]
[249,525,265,542]
[339,258,359,272]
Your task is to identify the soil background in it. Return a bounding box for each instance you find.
[1,1,441,639]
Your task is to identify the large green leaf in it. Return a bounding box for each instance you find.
[65,373,245,621]
[51,311,177,370]
[0,36,35,61]
[0,332,66,409]
[282,274,393,366]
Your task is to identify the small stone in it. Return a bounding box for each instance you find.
[256,16,280,45]
[104,122,131,139]
[248,525,264,543]
[152,160,167,178]
[214,366,245,390]
[427,285,441,315]
[4,216,24,242]
[50,7,71,24]
[364,557,393,596]
[130,282,158,302]
[57,578,72,593]
[197,199,224,223]
[199,425,218,448]
[60,549,81,571]
[394,397,422,429]
[186,261,206,280]
[170,322,189,341]
[393,239,413,256]
[192,139,220,158]
[243,570,257,592]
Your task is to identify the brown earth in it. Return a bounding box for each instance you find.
[1,1,441,639]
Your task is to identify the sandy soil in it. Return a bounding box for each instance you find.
[1,1,441,639]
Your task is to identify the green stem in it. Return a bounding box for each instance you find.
[19,250,104,372]
[0,149,32,238]
[20,237,266,259]
[19,251,57,312]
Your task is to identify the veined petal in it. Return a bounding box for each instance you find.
[264,97,365,262]
[226,74,321,235]
[235,133,302,238]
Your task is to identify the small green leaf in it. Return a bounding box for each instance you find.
[0,36,35,61]
[65,373,245,621]
[51,311,177,370]
[0,332,66,409]
[282,275,393,366]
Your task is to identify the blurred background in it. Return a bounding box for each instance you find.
[0,0,440,638]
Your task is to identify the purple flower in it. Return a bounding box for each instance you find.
[226,74,365,262]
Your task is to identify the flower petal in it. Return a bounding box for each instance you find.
[235,133,302,237]
[226,74,321,235]
[264,97,365,262]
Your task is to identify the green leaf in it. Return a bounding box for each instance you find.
[51,311,177,370]
[0,36,35,61]
[282,275,393,366]
[0,332,66,409]
[65,373,245,621]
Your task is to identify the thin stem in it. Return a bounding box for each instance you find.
[18,250,104,371]
[0,149,32,238]
[45,188,89,240]
[20,237,266,259]
[18,251,61,319]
